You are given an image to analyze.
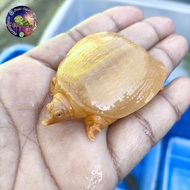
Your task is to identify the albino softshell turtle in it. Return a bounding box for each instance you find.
[42,32,166,141]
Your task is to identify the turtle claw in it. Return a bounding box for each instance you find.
[85,115,112,141]
[86,124,102,141]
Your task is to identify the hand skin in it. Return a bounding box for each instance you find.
[0,6,190,190]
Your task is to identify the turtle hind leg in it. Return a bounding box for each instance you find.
[50,76,56,96]
[85,115,114,141]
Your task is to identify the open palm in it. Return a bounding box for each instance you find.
[0,6,190,190]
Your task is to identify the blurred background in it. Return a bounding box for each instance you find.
[0,0,190,190]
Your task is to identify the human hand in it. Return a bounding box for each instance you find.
[0,6,189,190]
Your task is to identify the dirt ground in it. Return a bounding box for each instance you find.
[0,0,64,52]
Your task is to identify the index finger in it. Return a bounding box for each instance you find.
[26,6,144,70]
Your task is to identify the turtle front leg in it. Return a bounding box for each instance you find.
[50,76,56,96]
[85,116,115,141]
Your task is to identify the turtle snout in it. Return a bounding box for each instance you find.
[41,114,52,126]
[42,119,49,126]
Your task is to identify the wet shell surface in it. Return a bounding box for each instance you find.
[42,32,166,141]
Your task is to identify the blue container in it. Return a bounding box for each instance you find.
[163,137,190,190]
[0,44,34,64]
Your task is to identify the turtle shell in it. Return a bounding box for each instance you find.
[56,32,166,119]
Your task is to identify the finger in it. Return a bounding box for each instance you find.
[107,77,190,180]
[120,17,188,77]
[149,34,188,76]
[120,16,175,50]
[68,6,144,39]
[26,6,143,70]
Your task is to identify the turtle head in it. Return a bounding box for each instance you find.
[42,93,72,126]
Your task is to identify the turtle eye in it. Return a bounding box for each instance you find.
[55,111,62,118]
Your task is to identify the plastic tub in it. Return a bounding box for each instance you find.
[0,44,34,64]
[163,137,190,190]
